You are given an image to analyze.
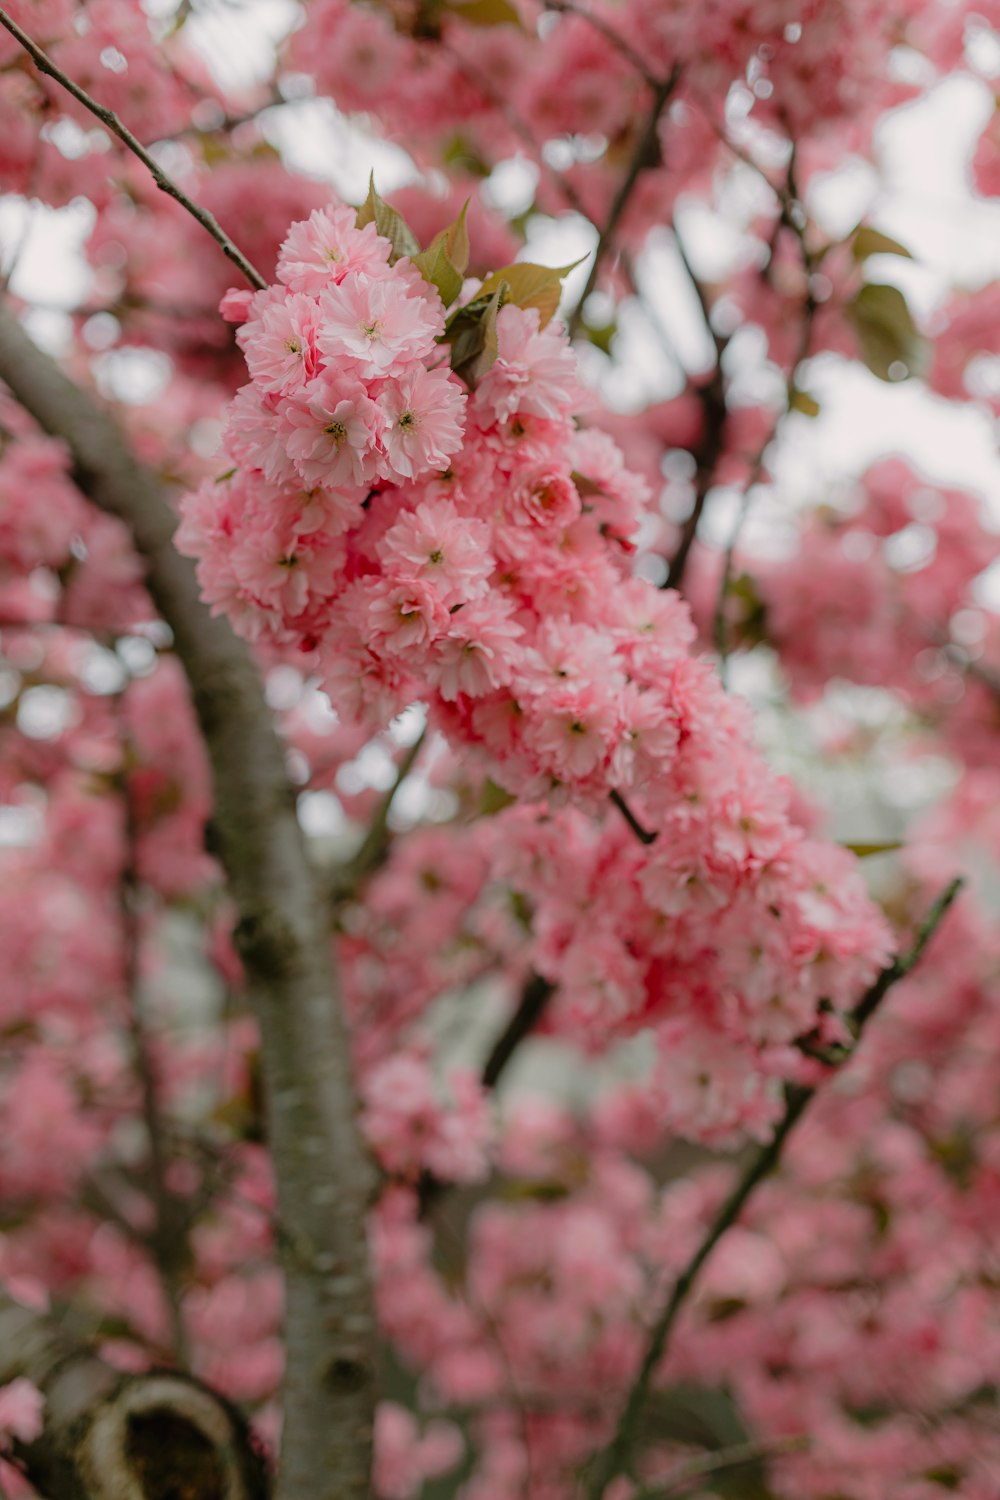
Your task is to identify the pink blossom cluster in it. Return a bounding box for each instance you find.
[2,2,1000,1495]
[366,875,1000,1499]
[361,1049,493,1185]
[731,458,998,711]
[481,797,890,1142]
[179,203,892,1142]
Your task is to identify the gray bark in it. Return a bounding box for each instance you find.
[0,304,376,1500]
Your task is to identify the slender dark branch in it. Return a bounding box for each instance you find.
[609,788,657,846]
[711,270,818,672]
[852,877,964,1029]
[662,367,727,593]
[635,1435,809,1499]
[943,643,1000,704]
[330,727,427,905]
[583,877,963,1499]
[0,8,267,291]
[568,63,683,337]
[655,226,731,594]
[482,972,556,1090]
[671,222,728,363]
[417,972,557,1217]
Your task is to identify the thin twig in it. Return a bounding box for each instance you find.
[568,63,684,337]
[582,876,963,1499]
[710,188,818,675]
[671,221,728,364]
[481,971,556,1089]
[662,366,727,594]
[330,727,428,904]
[636,224,730,594]
[0,7,267,290]
[942,643,1000,704]
[418,971,557,1218]
[610,788,657,846]
[635,1434,809,1499]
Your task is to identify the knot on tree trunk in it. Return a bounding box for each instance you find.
[78,1374,270,1500]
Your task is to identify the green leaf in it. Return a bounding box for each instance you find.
[479,777,517,815]
[476,259,583,328]
[842,840,904,857]
[846,281,926,382]
[789,387,821,417]
[851,225,914,262]
[355,175,420,263]
[414,242,464,308]
[443,134,492,178]
[500,1178,570,1201]
[636,1386,777,1500]
[442,0,523,25]
[413,201,471,307]
[447,284,505,386]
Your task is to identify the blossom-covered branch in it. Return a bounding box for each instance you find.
[585,875,964,1498]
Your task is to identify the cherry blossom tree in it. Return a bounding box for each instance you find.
[0,2,997,1499]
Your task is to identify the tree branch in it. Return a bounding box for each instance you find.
[0,303,376,1500]
[609,788,657,846]
[329,727,427,906]
[583,876,963,1498]
[0,8,267,291]
[568,64,683,337]
[635,1435,808,1499]
[481,971,556,1090]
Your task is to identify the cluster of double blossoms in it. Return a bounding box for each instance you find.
[179,201,891,1140]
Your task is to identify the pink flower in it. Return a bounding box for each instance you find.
[239,290,321,394]
[219,287,255,323]
[377,499,492,608]
[473,304,582,423]
[0,1378,44,1448]
[523,682,622,783]
[224,384,299,486]
[362,1053,492,1184]
[376,366,467,480]
[506,462,582,528]
[318,273,443,377]
[431,596,524,700]
[283,373,384,487]
[277,204,391,295]
[374,1403,463,1500]
[354,577,450,656]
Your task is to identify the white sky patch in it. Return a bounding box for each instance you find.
[180,0,300,91]
[0,196,94,308]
